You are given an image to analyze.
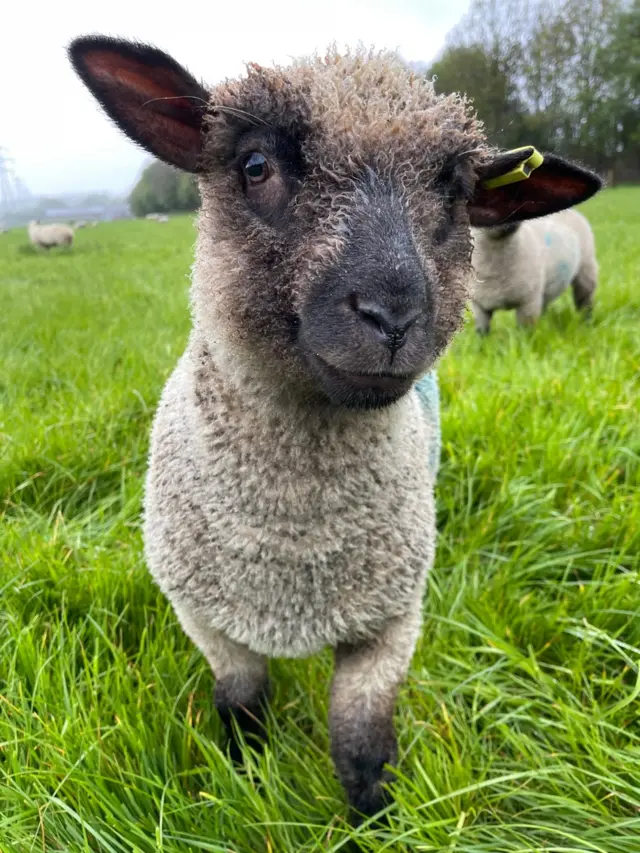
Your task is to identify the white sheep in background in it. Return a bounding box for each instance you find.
[470,208,599,333]
[74,220,88,229]
[145,212,161,220]
[27,220,74,250]
[69,34,601,823]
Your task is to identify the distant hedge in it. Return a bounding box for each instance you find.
[129,160,200,217]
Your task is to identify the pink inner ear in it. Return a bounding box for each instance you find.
[88,51,183,102]
[73,42,207,171]
[538,175,590,198]
[470,158,601,226]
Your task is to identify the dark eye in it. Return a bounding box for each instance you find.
[244,152,269,185]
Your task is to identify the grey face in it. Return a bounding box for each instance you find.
[298,176,436,410]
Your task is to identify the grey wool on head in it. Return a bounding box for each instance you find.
[68,34,602,823]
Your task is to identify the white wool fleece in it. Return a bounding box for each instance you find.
[471,208,598,333]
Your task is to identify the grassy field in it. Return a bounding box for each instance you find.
[1,187,639,852]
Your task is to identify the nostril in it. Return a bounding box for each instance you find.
[390,326,408,350]
[356,305,389,338]
[350,296,421,352]
[351,298,395,336]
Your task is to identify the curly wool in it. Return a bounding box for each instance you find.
[193,49,489,402]
[145,49,484,659]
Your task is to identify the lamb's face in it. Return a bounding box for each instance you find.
[197,55,483,410]
[68,38,602,410]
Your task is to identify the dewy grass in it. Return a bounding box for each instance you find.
[1,189,639,852]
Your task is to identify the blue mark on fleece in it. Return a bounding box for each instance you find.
[414,371,441,480]
[556,260,572,282]
[544,233,553,246]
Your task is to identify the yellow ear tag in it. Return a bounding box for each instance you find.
[482,146,544,189]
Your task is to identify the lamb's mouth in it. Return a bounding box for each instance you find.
[306,352,416,409]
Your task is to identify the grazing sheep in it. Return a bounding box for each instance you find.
[471,208,599,334]
[27,220,73,249]
[69,35,601,822]
[74,220,88,229]
[145,212,161,220]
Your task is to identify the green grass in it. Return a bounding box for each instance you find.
[1,188,639,852]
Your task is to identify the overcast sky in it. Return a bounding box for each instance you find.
[2,0,470,197]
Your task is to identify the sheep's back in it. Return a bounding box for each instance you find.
[472,207,595,311]
[529,211,588,302]
[29,223,74,247]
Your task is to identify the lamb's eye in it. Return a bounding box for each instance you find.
[244,152,269,185]
[238,145,290,225]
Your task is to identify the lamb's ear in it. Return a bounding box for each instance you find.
[68,35,209,173]
[469,149,603,226]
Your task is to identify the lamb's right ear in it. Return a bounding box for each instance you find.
[68,35,209,173]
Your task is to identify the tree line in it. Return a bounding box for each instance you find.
[129,0,638,214]
[427,0,639,182]
[129,160,200,217]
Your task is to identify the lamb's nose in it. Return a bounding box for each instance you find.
[352,297,421,354]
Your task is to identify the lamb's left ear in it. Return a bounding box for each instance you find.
[469,148,603,226]
[68,35,209,172]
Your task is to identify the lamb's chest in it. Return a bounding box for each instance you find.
[186,405,436,655]
[145,372,438,657]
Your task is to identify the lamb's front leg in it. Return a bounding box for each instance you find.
[329,605,422,822]
[174,604,270,761]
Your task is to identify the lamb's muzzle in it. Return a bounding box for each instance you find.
[297,177,434,408]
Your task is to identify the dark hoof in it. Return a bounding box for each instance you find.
[348,775,394,826]
[335,745,397,825]
[225,726,267,765]
[215,682,271,763]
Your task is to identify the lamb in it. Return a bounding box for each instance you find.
[27,220,74,249]
[69,35,601,823]
[470,207,598,334]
